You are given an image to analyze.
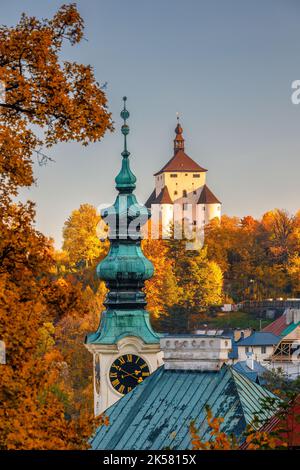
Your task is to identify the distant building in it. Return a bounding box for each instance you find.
[194,327,253,363]
[145,120,221,237]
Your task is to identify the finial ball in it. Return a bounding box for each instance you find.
[121,108,130,121]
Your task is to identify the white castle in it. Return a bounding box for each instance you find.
[145,120,221,236]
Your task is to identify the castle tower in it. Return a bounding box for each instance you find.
[145,120,221,236]
[85,98,162,416]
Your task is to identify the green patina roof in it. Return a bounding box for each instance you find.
[91,364,277,450]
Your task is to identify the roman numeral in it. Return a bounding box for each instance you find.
[142,372,150,376]
[127,354,132,362]
[118,385,125,394]
[110,372,117,378]
[118,356,125,365]
[140,363,147,369]
[135,357,140,364]
[112,379,120,387]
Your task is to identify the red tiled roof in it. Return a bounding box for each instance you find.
[262,315,287,336]
[154,150,207,176]
[156,186,173,204]
[197,184,221,204]
[241,395,300,448]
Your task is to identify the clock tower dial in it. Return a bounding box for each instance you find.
[109,354,150,395]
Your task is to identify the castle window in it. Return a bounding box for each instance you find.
[170,174,177,178]
[203,206,206,211]
[185,173,188,176]
[174,191,178,195]
[183,203,188,210]
[193,174,200,178]
[193,190,197,195]
[182,190,187,197]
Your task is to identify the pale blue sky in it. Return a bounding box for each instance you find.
[3,0,300,247]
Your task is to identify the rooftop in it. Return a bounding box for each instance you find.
[197,184,221,204]
[233,360,267,385]
[91,364,275,450]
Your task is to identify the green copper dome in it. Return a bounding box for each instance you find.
[86,97,160,345]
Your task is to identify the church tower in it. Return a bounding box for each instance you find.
[85,98,162,416]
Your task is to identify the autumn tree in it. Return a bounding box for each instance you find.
[62,204,108,269]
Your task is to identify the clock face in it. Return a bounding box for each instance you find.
[109,354,150,395]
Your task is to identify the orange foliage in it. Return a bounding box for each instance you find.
[190,408,238,450]
[0,3,112,204]
[189,407,288,450]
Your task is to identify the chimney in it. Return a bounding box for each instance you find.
[246,352,254,370]
[160,335,232,371]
